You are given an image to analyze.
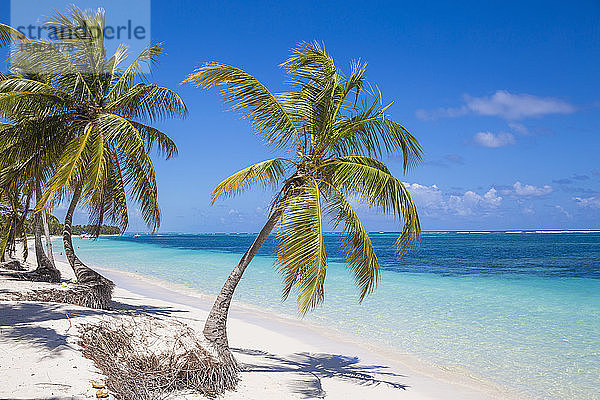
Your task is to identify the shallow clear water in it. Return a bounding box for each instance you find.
[56,232,600,400]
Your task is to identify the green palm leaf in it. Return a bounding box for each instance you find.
[212,158,290,203]
[184,63,301,148]
[0,23,28,46]
[319,157,421,254]
[324,189,379,300]
[276,182,328,314]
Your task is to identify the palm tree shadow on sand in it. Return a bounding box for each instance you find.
[232,348,408,398]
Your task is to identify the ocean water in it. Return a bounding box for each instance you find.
[54,232,600,400]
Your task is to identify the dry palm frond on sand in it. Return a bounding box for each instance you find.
[78,315,239,400]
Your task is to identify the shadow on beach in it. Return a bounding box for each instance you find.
[232,347,409,398]
[110,298,191,317]
[1,292,409,399]
[0,298,186,352]
[0,302,103,353]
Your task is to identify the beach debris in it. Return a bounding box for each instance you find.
[95,388,109,398]
[1,280,113,310]
[78,315,238,400]
[92,380,106,388]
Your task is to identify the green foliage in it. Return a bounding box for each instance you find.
[186,42,422,313]
[22,211,118,236]
[0,6,185,237]
[71,225,121,236]
[0,23,28,47]
[0,185,30,261]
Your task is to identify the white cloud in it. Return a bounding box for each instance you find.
[403,183,445,211]
[448,188,502,216]
[417,90,575,121]
[573,196,600,208]
[473,132,516,148]
[404,183,501,217]
[464,91,575,120]
[483,188,503,206]
[513,182,553,196]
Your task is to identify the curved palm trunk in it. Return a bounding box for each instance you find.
[41,211,55,268]
[203,208,283,350]
[32,182,60,282]
[8,192,31,261]
[63,186,114,309]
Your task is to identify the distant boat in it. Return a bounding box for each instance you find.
[133,234,141,238]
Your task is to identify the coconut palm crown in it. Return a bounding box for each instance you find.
[185,42,422,355]
[0,8,187,307]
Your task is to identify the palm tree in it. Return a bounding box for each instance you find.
[184,42,422,376]
[0,7,187,308]
[0,22,41,271]
[0,117,66,282]
[0,183,29,262]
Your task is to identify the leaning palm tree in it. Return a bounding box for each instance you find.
[0,7,187,308]
[184,42,422,382]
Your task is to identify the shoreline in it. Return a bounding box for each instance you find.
[91,263,524,400]
[1,240,531,399]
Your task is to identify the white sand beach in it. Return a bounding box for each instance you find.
[0,250,512,400]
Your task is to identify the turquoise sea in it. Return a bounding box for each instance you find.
[55,232,600,400]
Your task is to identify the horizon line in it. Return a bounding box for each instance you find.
[116,229,600,235]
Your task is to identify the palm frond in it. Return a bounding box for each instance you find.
[184,63,301,148]
[129,121,178,159]
[0,23,28,47]
[106,43,165,100]
[319,157,421,255]
[327,104,423,170]
[9,40,93,99]
[37,123,93,209]
[276,183,328,314]
[212,158,290,203]
[120,148,160,231]
[108,83,188,121]
[282,41,339,99]
[324,190,378,300]
[86,152,128,234]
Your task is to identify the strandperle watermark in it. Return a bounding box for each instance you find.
[10,0,151,73]
[13,19,148,41]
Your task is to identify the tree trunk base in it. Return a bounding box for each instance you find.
[207,343,241,392]
[5,279,115,310]
[27,267,61,283]
[72,279,115,310]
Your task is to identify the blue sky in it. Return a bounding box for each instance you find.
[2,0,600,232]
